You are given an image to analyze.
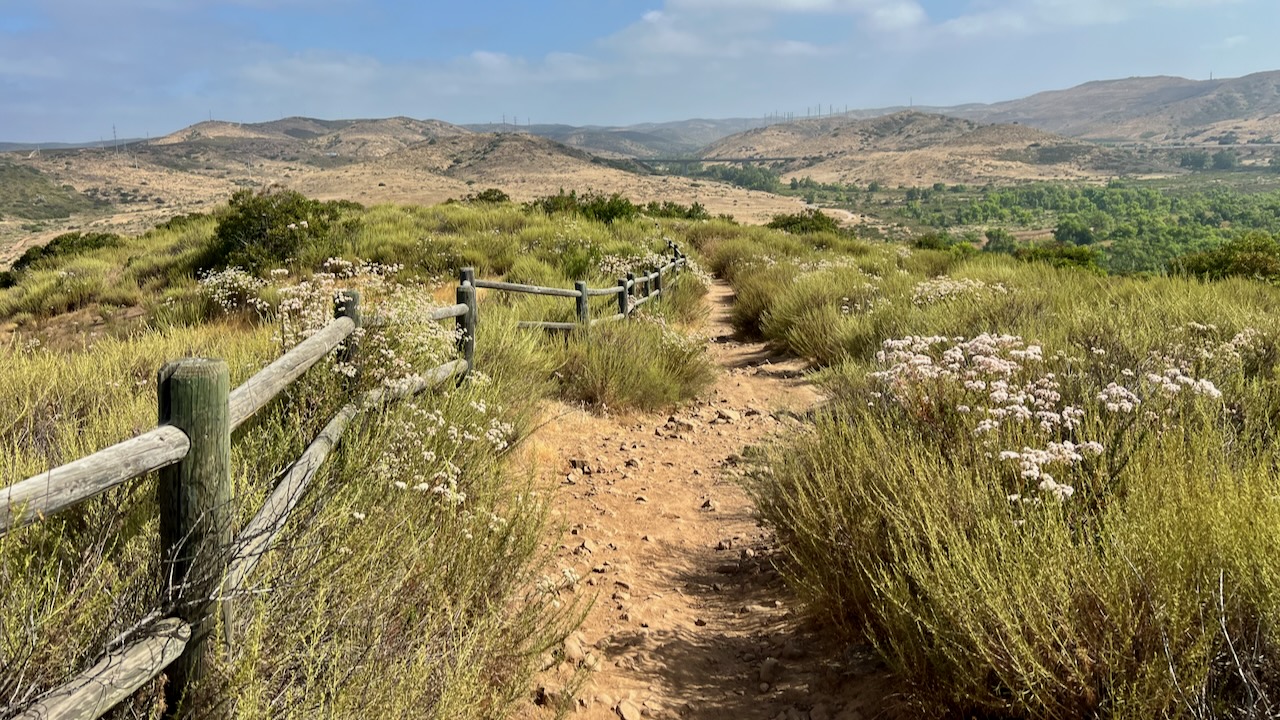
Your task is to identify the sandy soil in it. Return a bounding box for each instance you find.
[512,282,892,720]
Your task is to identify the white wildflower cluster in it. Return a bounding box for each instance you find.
[363,286,459,387]
[999,441,1104,501]
[199,267,270,315]
[839,286,889,315]
[871,334,1101,502]
[274,258,404,343]
[1166,324,1268,372]
[679,253,714,289]
[372,396,518,513]
[636,313,709,355]
[912,276,1010,306]
[597,249,677,281]
[793,256,866,273]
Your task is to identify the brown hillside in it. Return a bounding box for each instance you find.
[956,71,1280,143]
[700,111,1159,186]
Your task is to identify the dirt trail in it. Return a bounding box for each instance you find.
[515,281,890,720]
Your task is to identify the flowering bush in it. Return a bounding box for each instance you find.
[910,276,1010,306]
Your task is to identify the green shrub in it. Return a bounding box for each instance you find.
[643,200,711,220]
[527,190,639,225]
[203,189,359,273]
[467,187,511,203]
[10,231,124,273]
[1014,241,1105,273]
[1172,230,1280,282]
[766,208,841,235]
[755,326,1280,717]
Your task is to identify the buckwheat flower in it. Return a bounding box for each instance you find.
[957,405,971,413]
[393,481,407,490]
[1081,441,1104,456]
[1192,379,1223,399]
[975,419,1000,434]
[1039,478,1075,501]
[351,511,366,521]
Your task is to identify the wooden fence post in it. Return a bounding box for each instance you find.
[617,278,628,317]
[653,267,662,297]
[574,281,589,326]
[626,272,636,316]
[157,358,231,717]
[334,289,361,367]
[457,269,477,379]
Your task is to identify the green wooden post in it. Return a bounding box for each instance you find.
[616,278,628,317]
[157,358,231,717]
[574,281,589,326]
[457,270,477,379]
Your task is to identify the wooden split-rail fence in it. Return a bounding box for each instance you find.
[475,240,688,331]
[0,243,687,719]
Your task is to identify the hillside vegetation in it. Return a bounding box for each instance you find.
[0,159,103,221]
[684,216,1280,717]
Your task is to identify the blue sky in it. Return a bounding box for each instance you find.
[1,0,1276,142]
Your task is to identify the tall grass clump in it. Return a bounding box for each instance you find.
[557,317,714,412]
[740,238,1280,716]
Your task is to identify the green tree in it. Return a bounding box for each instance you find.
[1053,215,1097,245]
[983,228,1018,254]
[1180,151,1210,170]
[1212,150,1239,170]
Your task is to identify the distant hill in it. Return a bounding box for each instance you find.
[700,111,1168,185]
[150,116,471,159]
[464,118,771,158]
[903,71,1280,144]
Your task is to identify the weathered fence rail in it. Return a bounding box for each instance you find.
[1,243,688,719]
[481,242,687,332]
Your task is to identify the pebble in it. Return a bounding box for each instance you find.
[616,699,644,720]
[564,636,587,665]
